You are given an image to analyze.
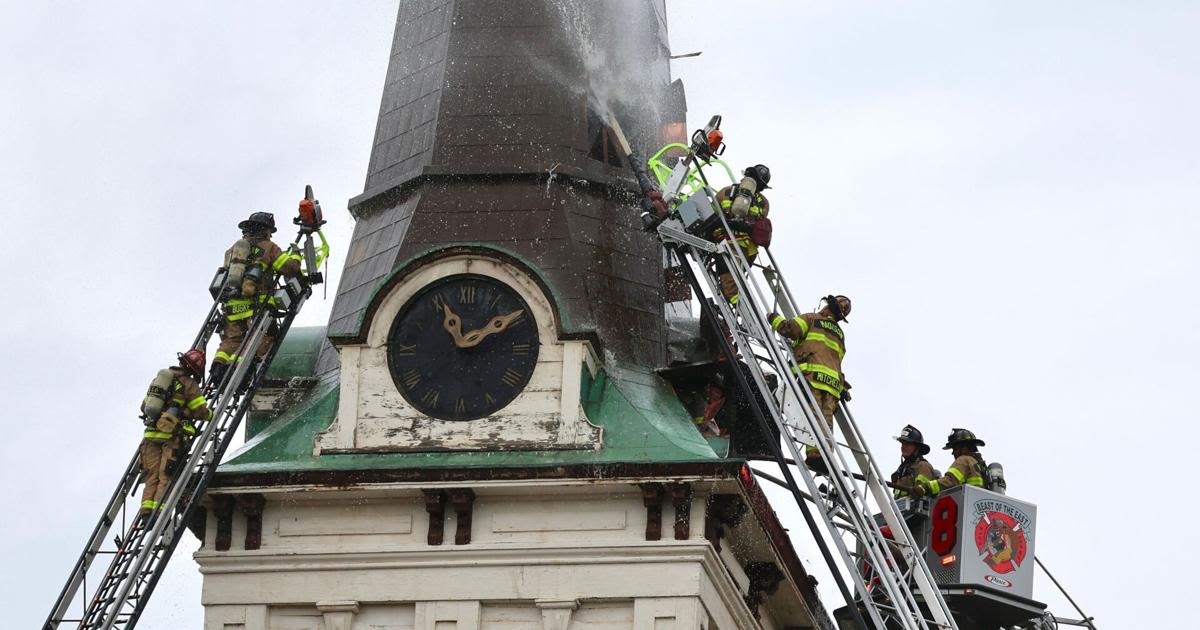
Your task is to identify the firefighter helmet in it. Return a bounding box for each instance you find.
[822,295,851,321]
[238,211,277,234]
[744,164,771,190]
[178,349,206,379]
[894,424,931,455]
[943,427,986,450]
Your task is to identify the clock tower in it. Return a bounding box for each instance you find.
[197,2,835,629]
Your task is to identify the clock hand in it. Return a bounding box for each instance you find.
[441,303,466,346]
[459,309,525,348]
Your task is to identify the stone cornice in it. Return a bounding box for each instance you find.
[197,541,766,630]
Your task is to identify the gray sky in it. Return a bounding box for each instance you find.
[4,1,1197,628]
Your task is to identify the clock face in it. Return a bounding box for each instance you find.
[387,274,541,421]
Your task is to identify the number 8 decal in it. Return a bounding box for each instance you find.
[931,495,958,555]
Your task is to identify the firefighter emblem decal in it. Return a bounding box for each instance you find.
[972,500,1031,575]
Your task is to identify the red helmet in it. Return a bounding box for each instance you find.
[178,349,206,378]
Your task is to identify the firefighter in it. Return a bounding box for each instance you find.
[694,375,727,438]
[139,350,210,517]
[913,428,989,496]
[766,295,850,467]
[209,211,302,386]
[712,164,773,305]
[890,424,937,499]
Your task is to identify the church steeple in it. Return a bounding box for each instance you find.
[322,0,685,370]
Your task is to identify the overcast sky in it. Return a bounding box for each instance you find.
[4,2,1197,628]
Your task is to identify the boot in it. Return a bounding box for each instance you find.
[235,359,262,396]
[209,361,229,388]
[719,272,740,305]
[804,448,828,475]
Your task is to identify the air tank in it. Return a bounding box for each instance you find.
[223,239,252,297]
[142,368,174,421]
[987,462,1007,494]
[729,176,759,218]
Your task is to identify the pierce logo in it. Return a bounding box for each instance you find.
[984,574,1013,588]
[973,509,1028,574]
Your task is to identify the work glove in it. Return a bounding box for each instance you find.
[142,415,157,428]
[646,190,668,221]
[840,379,852,402]
[912,480,930,497]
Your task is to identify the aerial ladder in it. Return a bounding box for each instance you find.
[43,188,330,630]
[611,115,959,630]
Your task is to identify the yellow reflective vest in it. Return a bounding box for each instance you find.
[770,311,846,398]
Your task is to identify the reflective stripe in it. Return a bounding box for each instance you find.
[215,351,238,363]
[729,294,739,305]
[798,363,839,379]
[272,250,301,271]
[896,474,933,498]
[141,499,158,509]
[770,315,785,330]
[143,430,173,439]
[224,298,255,321]
[186,396,207,410]
[929,480,941,494]
[806,332,845,359]
[967,477,985,487]
[947,467,966,483]
[182,423,197,435]
[794,317,809,337]
[720,199,732,208]
[809,379,842,398]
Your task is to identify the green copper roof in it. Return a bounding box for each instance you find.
[219,327,725,475]
[263,326,326,380]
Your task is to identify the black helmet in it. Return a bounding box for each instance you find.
[238,211,277,234]
[894,424,931,455]
[744,164,771,190]
[943,428,986,450]
[822,295,851,322]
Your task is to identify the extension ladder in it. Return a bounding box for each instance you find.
[43,205,328,630]
[650,141,958,630]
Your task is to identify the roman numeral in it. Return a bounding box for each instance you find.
[395,343,417,357]
[402,369,421,389]
[432,294,447,314]
[421,388,440,407]
[459,284,476,304]
[484,392,497,406]
[501,368,523,387]
[455,398,467,415]
[488,294,503,310]
[512,343,531,356]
